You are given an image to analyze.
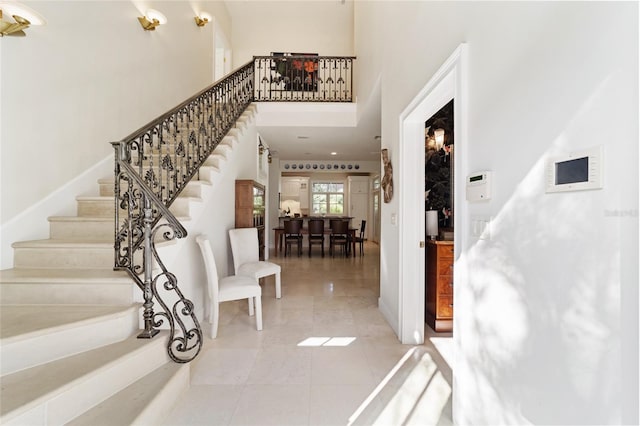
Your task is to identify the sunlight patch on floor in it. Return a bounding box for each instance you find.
[348,347,452,426]
[297,336,357,347]
[429,337,454,369]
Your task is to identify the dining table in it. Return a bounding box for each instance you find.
[273,223,358,256]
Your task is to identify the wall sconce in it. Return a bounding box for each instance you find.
[194,13,211,27]
[0,2,46,37]
[258,139,265,155]
[434,128,445,151]
[138,9,167,31]
[267,149,273,164]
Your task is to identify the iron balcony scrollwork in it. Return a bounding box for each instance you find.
[253,55,356,102]
[112,61,254,363]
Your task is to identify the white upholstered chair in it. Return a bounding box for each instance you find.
[195,235,263,339]
[228,227,282,299]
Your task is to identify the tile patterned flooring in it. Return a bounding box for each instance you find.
[164,242,452,426]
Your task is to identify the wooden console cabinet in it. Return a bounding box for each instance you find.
[235,180,265,260]
[425,240,453,332]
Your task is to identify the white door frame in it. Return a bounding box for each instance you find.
[398,44,468,345]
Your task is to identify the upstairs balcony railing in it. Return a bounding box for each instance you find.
[111,55,355,363]
[254,55,355,102]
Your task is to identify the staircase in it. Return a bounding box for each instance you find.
[0,105,257,425]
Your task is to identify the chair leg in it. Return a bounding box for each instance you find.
[248,296,255,316]
[254,295,263,331]
[210,302,219,339]
[275,272,282,299]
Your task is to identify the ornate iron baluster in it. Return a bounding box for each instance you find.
[253,55,355,102]
[112,61,254,363]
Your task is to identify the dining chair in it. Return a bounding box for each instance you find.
[329,219,349,257]
[352,219,366,256]
[195,235,263,339]
[284,218,303,257]
[307,218,325,257]
[228,227,282,299]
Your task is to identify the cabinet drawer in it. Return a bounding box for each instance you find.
[437,244,454,259]
[437,260,453,276]
[437,296,454,318]
[437,276,453,295]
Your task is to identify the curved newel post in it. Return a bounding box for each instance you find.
[112,148,203,362]
[138,195,160,339]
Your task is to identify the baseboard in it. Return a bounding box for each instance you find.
[378,296,400,338]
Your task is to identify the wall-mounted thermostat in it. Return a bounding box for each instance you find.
[466,171,492,202]
[545,145,603,193]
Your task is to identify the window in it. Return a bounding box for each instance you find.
[311,182,344,214]
[372,176,381,190]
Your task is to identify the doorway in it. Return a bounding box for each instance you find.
[424,100,454,335]
[398,44,468,345]
[214,24,231,82]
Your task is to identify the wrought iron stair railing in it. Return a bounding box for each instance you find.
[111,56,355,363]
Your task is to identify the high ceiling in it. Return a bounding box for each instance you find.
[225,0,380,163]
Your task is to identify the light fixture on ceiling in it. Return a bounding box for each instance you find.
[0,2,46,37]
[434,128,445,150]
[330,152,337,156]
[194,13,211,27]
[138,9,167,31]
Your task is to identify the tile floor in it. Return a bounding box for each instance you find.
[164,242,452,426]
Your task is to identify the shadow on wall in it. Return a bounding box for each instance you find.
[455,75,625,424]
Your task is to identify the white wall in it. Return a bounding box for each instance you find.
[355,1,638,425]
[0,1,232,266]
[226,0,354,67]
[159,118,261,322]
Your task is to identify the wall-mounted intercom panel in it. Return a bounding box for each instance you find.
[545,146,603,193]
[466,171,492,202]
